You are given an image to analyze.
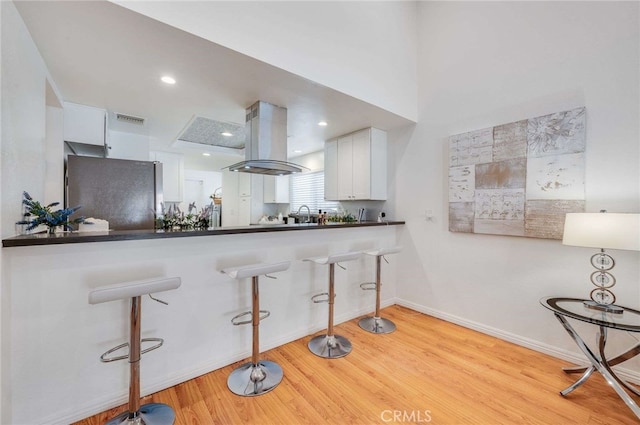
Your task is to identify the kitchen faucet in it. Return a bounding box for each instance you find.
[297,205,311,223]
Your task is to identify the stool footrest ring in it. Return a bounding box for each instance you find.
[100,342,129,363]
[311,292,331,303]
[231,310,270,325]
[99,338,165,362]
[140,337,164,356]
[360,282,377,291]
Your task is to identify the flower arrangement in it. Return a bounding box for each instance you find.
[156,202,213,231]
[16,191,87,234]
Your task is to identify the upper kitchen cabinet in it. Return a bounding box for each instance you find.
[150,151,184,203]
[263,175,290,204]
[108,130,150,161]
[325,128,387,201]
[63,101,108,156]
[324,139,338,201]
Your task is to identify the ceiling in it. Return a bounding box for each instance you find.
[15,1,413,163]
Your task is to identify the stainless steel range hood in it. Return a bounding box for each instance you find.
[226,101,304,175]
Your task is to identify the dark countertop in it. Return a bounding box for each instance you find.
[2,221,405,248]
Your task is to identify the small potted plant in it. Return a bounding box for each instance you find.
[16,191,87,234]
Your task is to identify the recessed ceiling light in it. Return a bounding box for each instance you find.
[318,121,328,126]
[161,76,176,85]
[293,149,302,154]
[202,153,211,157]
[221,132,233,137]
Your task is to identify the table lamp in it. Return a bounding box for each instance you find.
[562,211,640,314]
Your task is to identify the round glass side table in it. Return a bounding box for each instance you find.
[541,297,640,420]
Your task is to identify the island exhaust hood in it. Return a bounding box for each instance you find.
[226,101,304,175]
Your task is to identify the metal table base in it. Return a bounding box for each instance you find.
[554,313,640,419]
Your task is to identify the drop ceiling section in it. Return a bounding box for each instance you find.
[177,117,245,150]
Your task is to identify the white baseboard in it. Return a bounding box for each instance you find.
[395,298,640,385]
[51,302,392,425]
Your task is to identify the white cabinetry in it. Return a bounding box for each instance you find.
[63,101,107,151]
[263,175,289,203]
[238,173,251,197]
[324,139,338,201]
[325,127,387,201]
[238,196,251,225]
[221,170,240,226]
[108,130,149,161]
[149,151,184,203]
[222,171,264,226]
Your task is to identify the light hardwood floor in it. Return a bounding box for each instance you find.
[74,306,639,424]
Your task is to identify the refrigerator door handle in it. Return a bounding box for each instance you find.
[154,161,164,218]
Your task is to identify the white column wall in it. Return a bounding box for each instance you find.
[1,2,59,423]
[4,226,398,424]
[394,1,640,369]
[0,1,50,239]
[44,105,64,205]
[113,0,418,122]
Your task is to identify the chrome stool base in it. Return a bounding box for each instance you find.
[358,316,396,334]
[308,334,352,359]
[105,403,175,425]
[227,360,283,396]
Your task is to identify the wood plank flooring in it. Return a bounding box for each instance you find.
[74,306,639,424]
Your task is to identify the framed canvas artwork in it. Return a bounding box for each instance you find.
[448,107,586,239]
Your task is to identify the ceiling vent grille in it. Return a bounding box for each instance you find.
[115,113,145,126]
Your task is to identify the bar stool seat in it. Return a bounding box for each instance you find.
[364,246,402,258]
[223,262,290,279]
[89,278,181,304]
[89,276,181,425]
[359,246,401,334]
[304,251,360,358]
[221,261,290,396]
[304,251,361,266]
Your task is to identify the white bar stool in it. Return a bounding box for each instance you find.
[88,276,181,425]
[304,251,361,358]
[221,261,290,396]
[358,246,402,334]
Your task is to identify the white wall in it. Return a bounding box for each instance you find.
[0,1,52,239]
[183,151,240,173]
[293,150,324,172]
[394,1,640,364]
[113,0,418,122]
[1,1,60,421]
[182,169,222,211]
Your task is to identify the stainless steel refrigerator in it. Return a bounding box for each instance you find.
[66,155,162,230]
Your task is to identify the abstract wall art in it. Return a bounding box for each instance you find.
[448,107,586,239]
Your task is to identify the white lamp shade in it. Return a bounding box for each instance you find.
[563,213,640,251]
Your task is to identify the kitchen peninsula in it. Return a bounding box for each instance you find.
[2,220,403,424]
[2,220,404,247]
